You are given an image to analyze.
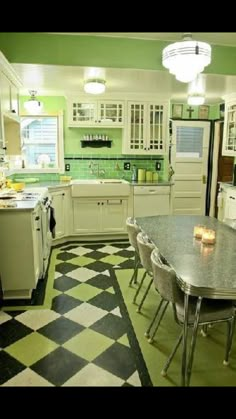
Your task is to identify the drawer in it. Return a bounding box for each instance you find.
[133,186,170,195]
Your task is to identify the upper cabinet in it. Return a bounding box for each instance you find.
[123,101,169,155]
[0,51,22,156]
[67,98,124,127]
[222,94,236,156]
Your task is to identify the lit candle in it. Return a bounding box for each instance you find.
[193,225,206,239]
[201,229,216,245]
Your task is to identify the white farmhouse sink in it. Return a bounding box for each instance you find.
[71,179,130,197]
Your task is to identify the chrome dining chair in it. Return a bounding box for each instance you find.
[151,248,235,387]
[126,217,141,286]
[132,232,155,313]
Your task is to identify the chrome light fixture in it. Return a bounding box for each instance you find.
[162,33,211,83]
[24,90,43,114]
[84,79,106,95]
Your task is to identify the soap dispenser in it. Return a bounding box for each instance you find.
[131,165,137,182]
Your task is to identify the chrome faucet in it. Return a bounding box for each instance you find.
[89,161,105,177]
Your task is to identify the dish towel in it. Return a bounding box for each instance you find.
[50,206,56,238]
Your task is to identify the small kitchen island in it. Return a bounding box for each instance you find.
[0,188,51,300]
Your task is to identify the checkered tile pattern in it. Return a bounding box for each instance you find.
[0,241,151,387]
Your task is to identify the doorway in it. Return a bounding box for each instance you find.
[171,120,211,215]
[210,120,234,217]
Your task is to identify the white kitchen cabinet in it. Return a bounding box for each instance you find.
[133,185,171,217]
[0,204,43,299]
[72,197,128,235]
[50,188,71,239]
[0,52,21,156]
[123,101,168,155]
[67,98,124,127]
[222,95,236,156]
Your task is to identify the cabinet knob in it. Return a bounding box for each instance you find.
[62,193,65,196]
[36,228,41,231]
[101,202,104,205]
[98,202,100,205]
[35,216,40,220]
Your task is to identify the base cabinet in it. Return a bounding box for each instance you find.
[133,186,171,217]
[72,198,128,235]
[50,188,71,239]
[0,205,43,299]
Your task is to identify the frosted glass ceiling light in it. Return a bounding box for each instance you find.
[24,90,43,114]
[187,74,206,105]
[187,93,205,106]
[162,33,211,83]
[84,79,106,94]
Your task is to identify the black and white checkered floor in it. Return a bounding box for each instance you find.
[0,241,152,386]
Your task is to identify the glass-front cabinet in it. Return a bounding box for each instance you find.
[67,98,124,127]
[123,101,168,155]
[222,95,236,156]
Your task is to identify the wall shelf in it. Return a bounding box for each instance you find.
[81,140,112,148]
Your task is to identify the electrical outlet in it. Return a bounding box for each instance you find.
[124,162,130,170]
[65,163,70,172]
[156,161,161,171]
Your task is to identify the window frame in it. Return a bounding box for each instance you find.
[16,111,64,174]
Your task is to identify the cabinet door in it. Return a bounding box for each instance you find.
[73,199,102,233]
[51,190,66,239]
[31,206,43,282]
[10,83,19,115]
[68,100,97,126]
[147,103,167,154]
[102,199,128,233]
[0,115,6,156]
[125,102,146,154]
[98,101,124,126]
[4,117,21,155]
[222,101,236,156]
[0,72,11,114]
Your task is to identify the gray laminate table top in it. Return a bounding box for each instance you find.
[136,215,236,299]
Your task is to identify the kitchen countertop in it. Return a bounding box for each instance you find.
[24,181,71,189]
[23,180,173,189]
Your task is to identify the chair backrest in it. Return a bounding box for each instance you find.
[151,248,183,304]
[137,232,155,273]
[126,217,141,253]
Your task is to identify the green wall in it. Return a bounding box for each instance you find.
[1,33,236,75]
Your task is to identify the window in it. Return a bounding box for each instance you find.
[176,126,204,158]
[20,112,64,172]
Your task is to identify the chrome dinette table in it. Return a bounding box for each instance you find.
[136,215,236,386]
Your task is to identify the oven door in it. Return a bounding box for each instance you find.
[41,204,52,275]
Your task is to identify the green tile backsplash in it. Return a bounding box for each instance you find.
[64,154,166,181]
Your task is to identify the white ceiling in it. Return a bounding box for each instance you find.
[12,32,236,103]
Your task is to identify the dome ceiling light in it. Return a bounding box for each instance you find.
[84,79,106,95]
[24,90,43,114]
[187,74,206,105]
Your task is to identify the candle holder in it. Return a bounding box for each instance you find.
[201,229,216,245]
[193,225,206,239]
